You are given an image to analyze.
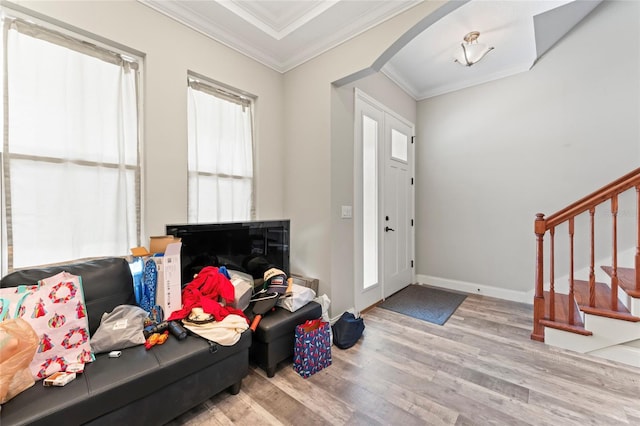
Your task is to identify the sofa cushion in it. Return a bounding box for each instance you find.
[1,258,135,336]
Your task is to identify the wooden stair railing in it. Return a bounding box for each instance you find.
[532,167,640,342]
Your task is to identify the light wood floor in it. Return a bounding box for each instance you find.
[167,293,640,426]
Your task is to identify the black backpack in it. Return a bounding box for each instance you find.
[332,312,365,349]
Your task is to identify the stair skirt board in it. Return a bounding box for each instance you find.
[545,314,640,353]
[626,338,640,349]
[587,344,640,368]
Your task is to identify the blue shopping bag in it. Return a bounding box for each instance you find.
[293,319,332,378]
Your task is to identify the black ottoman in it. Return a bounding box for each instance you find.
[250,301,322,377]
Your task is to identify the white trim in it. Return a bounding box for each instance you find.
[354,89,413,129]
[1,1,144,60]
[216,1,337,41]
[353,88,415,312]
[416,274,533,304]
[139,0,419,74]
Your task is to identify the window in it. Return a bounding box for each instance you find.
[187,75,254,223]
[362,114,379,289]
[0,15,142,274]
[391,128,408,162]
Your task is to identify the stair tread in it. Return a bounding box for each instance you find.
[574,280,640,322]
[601,266,640,298]
[541,291,591,335]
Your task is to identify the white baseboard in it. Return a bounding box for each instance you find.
[416,274,533,305]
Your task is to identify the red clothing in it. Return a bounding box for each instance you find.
[167,266,248,323]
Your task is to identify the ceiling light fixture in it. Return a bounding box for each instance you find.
[454,31,494,67]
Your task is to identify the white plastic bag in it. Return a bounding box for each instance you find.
[277,283,316,312]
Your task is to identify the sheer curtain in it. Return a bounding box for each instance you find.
[1,19,140,272]
[187,79,254,223]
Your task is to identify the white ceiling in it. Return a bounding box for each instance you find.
[139,0,420,73]
[383,0,602,99]
[139,0,602,100]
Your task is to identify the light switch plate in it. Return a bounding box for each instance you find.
[341,205,352,219]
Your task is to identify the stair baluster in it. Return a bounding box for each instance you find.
[568,218,575,325]
[589,207,596,308]
[636,185,640,294]
[610,195,619,311]
[549,227,555,321]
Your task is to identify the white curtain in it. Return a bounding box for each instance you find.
[187,82,253,223]
[2,21,139,271]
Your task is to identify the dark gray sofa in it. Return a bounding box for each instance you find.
[0,257,251,426]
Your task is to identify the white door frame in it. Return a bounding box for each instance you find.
[353,88,415,312]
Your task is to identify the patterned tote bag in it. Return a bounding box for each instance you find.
[293,319,332,378]
[20,272,93,379]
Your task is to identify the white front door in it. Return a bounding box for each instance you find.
[354,89,414,312]
[383,114,414,298]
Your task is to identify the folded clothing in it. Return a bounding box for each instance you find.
[182,314,249,346]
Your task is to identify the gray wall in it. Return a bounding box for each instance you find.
[415,0,640,302]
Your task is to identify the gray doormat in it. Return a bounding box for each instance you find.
[378,284,467,325]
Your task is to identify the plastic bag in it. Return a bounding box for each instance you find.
[0,318,38,403]
[277,283,316,312]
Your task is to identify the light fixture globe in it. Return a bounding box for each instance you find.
[454,31,494,67]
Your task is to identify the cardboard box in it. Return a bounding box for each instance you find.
[44,371,76,387]
[290,273,319,294]
[154,241,182,318]
[131,237,182,319]
[150,236,179,255]
[131,236,181,257]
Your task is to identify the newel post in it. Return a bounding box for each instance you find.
[531,213,546,342]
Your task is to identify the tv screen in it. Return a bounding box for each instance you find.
[166,220,290,285]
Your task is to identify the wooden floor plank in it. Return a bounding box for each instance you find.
[168,294,640,425]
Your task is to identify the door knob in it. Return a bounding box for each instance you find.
[385,226,395,232]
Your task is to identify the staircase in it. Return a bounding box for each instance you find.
[531,168,640,367]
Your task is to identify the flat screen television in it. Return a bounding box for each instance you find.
[166,220,290,285]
